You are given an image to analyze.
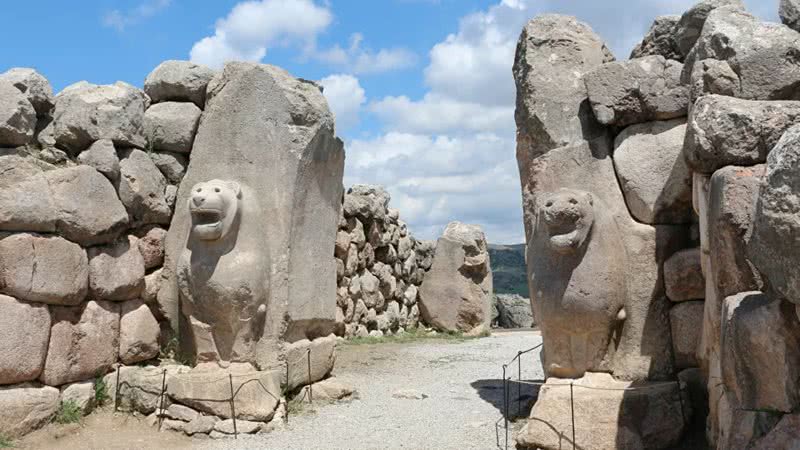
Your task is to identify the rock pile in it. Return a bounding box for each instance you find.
[334,185,436,338]
[514,1,800,448]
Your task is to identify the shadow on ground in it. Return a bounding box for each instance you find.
[471,378,542,421]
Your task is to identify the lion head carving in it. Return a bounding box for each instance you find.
[539,188,594,254]
[188,179,241,241]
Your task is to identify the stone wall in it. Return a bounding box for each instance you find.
[514,1,800,448]
[334,185,435,337]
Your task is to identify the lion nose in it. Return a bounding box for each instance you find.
[192,196,205,206]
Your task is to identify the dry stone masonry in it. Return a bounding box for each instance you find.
[515,1,800,449]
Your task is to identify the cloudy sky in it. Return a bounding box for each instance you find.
[5,0,779,243]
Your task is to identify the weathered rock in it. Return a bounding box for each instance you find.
[670,301,703,368]
[285,335,336,391]
[517,372,687,450]
[214,418,262,434]
[674,0,744,58]
[137,226,167,270]
[41,301,120,386]
[343,185,389,222]
[392,389,428,400]
[0,232,88,305]
[160,63,344,363]
[143,102,201,154]
[149,151,188,184]
[167,363,281,421]
[494,294,533,328]
[613,119,692,223]
[142,269,162,305]
[403,284,418,306]
[334,230,351,259]
[77,139,120,182]
[0,68,54,116]
[749,125,800,305]
[513,14,614,160]
[119,299,160,364]
[0,155,57,233]
[584,56,688,127]
[118,148,171,225]
[781,0,800,32]
[51,81,148,152]
[184,414,218,435]
[0,383,59,438]
[359,270,380,308]
[0,295,50,385]
[0,81,36,147]
[298,377,355,402]
[664,248,705,302]
[684,95,800,173]
[45,165,129,245]
[88,236,145,301]
[144,60,215,108]
[104,364,191,414]
[630,15,682,61]
[60,381,95,414]
[419,222,492,334]
[722,292,800,412]
[751,413,800,449]
[162,403,199,422]
[685,6,800,102]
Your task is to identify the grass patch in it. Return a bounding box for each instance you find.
[160,336,193,366]
[53,400,82,424]
[94,376,110,407]
[0,433,12,448]
[344,327,488,346]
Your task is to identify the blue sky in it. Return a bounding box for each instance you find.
[3,0,780,243]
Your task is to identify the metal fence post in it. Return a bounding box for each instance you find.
[229,374,238,439]
[503,364,508,450]
[157,369,167,431]
[570,382,576,450]
[517,351,522,418]
[113,365,121,412]
[307,348,313,404]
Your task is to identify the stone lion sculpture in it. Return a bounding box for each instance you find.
[528,188,627,378]
[177,179,268,365]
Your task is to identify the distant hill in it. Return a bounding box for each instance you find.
[488,243,529,298]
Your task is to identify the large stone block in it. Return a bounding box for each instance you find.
[670,301,703,369]
[119,299,160,364]
[0,383,59,438]
[0,68,54,116]
[144,60,215,108]
[285,334,337,391]
[673,0,744,58]
[749,124,800,305]
[684,95,800,174]
[751,413,800,449]
[781,0,800,32]
[51,81,148,152]
[629,15,681,61]
[160,62,344,368]
[664,248,705,302]
[88,235,145,301]
[76,139,120,182]
[41,300,120,386]
[0,81,36,147]
[613,119,692,224]
[103,364,190,414]
[143,101,201,154]
[0,155,57,233]
[419,222,492,334]
[516,372,687,450]
[118,148,171,225]
[0,232,88,305]
[585,56,688,127]
[0,295,50,385]
[721,292,800,412]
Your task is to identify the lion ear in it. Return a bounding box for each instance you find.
[226,181,242,199]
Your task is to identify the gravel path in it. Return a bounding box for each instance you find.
[212,330,543,450]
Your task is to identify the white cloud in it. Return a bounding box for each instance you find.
[319,74,366,131]
[316,33,417,75]
[189,0,333,68]
[103,0,171,31]
[370,94,513,134]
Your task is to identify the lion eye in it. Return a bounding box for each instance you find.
[545,201,553,207]
[196,188,202,193]
[214,187,221,193]
[569,198,577,205]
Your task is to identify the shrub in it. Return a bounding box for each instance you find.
[54,400,82,424]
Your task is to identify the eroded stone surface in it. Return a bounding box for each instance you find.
[670,301,703,369]
[0,295,50,385]
[664,248,705,302]
[0,68,54,116]
[119,299,160,364]
[88,236,145,301]
[630,15,681,61]
[0,383,59,438]
[0,81,36,147]
[143,101,201,154]
[144,60,215,108]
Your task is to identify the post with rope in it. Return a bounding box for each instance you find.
[285,362,290,425]
[502,364,508,450]
[307,348,313,404]
[113,365,121,412]
[157,369,167,431]
[569,382,576,450]
[228,374,238,439]
[517,350,522,418]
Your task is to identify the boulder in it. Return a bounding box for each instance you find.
[285,335,336,391]
[684,95,800,174]
[517,372,687,450]
[149,151,187,184]
[613,119,692,223]
[118,148,171,225]
[297,377,354,402]
[419,222,492,334]
[119,299,160,364]
[670,301,703,368]
[749,125,800,305]
[41,301,120,386]
[184,415,218,435]
[359,270,380,308]
[51,81,148,152]
[60,381,95,414]
[76,139,120,182]
[343,185,389,222]
[162,404,199,422]
[0,68,54,116]
[137,226,167,270]
[721,292,800,412]
[494,294,534,328]
[0,81,36,147]
[166,363,281,421]
[664,248,705,302]
[214,418,262,434]
[780,0,800,32]
[45,165,129,245]
[142,269,162,305]
[0,232,88,305]
[144,60,215,108]
[0,155,57,233]
[104,364,191,414]
[630,15,681,61]
[751,413,800,449]
[143,101,201,154]
[0,383,59,438]
[674,0,744,58]
[584,56,688,127]
[0,295,50,385]
[513,14,614,160]
[685,6,800,102]
[88,236,145,301]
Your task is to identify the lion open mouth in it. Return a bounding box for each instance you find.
[191,208,224,238]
